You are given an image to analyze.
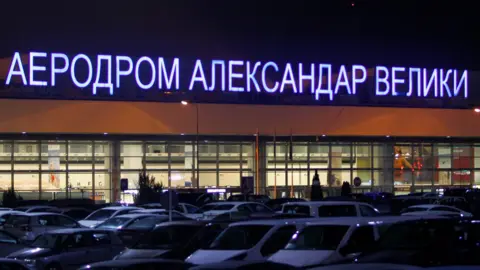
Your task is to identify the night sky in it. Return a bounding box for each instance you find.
[1,0,478,69]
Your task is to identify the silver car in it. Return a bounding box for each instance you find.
[2,212,81,242]
[7,228,124,270]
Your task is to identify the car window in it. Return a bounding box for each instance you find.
[285,225,350,250]
[36,215,56,226]
[431,206,460,212]
[63,233,94,248]
[85,209,116,221]
[212,204,235,211]
[318,205,357,217]
[207,225,273,250]
[185,205,199,214]
[0,231,17,244]
[347,226,376,252]
[115,209,134,216]
[96,217,131,229]
[249,204,270,213]
[260,226,297,256]
[401,207,425,213]
[55,216,78,227]
[282,205,310,215]
[237,205,252,213]
[134,225,203,249]
[125,216,168,230]
[93,232,112,245]
[359,205,379,217]
[5,215,30,227]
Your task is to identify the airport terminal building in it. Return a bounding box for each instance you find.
[0,51,478,203]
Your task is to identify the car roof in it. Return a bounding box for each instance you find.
[45,228,110,234]
[409,204,446,208]
[13,212,68,216]
[134,209,167,213]
[230,218,314,227]
[283,201,369,206]
[16,205,57,209]
[98,206,142,210]
[154,220,206,228]
[115,213,159,219]
[205,201,261,206]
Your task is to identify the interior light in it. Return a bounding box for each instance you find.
[21,132,26,135]
[103,132,108,135]
[322,134,326,137]
[181,100,188,105]
[386,135,390,138]
[474,108,480,113]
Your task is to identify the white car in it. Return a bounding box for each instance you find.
[130,209,190,219]
[79,206,143,228]
[280,201,380,218]
[268,216,426,267]
[400,204,473,217]
[185,219,310,265]
[186,202,273,221]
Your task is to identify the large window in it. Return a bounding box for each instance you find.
[265,141,477,191]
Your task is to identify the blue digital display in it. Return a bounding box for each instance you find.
[1,51,475,109]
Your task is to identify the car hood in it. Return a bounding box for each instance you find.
[186,249,246,265]
[116,248,170,260]
[268,250,336,267]
[7,247,57,259]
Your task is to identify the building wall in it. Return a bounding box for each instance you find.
[0,99,478,137]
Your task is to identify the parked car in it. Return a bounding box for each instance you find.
[131,209,190,219]
[0,230,28,257]
[400,204,473,217]
[3,213,81,242]
[281,201,380,218]
[114,220,206,260]
[188,202,273,221]
[185,219,308,265]
[174,202,200,214]
[79,259,193,270]
[7,228,125,270]
[78,206,143,228]
[227,194,270,204]
[268,216,424,267]
[95,214,160,230]
[116,215,173,245]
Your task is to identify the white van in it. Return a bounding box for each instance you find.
[185,218,311,265]
[268,216,423,268]
[281,201,380,218]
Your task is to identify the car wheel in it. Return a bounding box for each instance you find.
[45,263,62,270]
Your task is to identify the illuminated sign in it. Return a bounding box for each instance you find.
[1,51,473,108]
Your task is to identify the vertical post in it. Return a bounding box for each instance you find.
[290,129,294,198]
[255,128,260,195]
[168,189,172,222]
[273,128,277,199]
[196,104,200,190]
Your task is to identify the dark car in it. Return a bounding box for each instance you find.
[0,259,31,270]
[7,228,125,270]
[114,220,206,260]
[0,230,28,257]
[349,218,480,267]
[59,207,92,221]
[227,194,270,204]
[79,259,192,270]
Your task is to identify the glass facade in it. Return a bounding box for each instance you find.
[1,138,479,202]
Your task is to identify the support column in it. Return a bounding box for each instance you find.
[184,144,195,187]
[111,141,121,203]
[258,139,267,195]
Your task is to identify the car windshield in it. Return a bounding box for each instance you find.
[285,225,350,250]
[374,221,462,250]
[133,225,202,249]
[31,234,69,249]
[206,225,273,250]
[125,216,168,230]
[96,217,131,229]
[85,209,116,221]
[282,205,310,215]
